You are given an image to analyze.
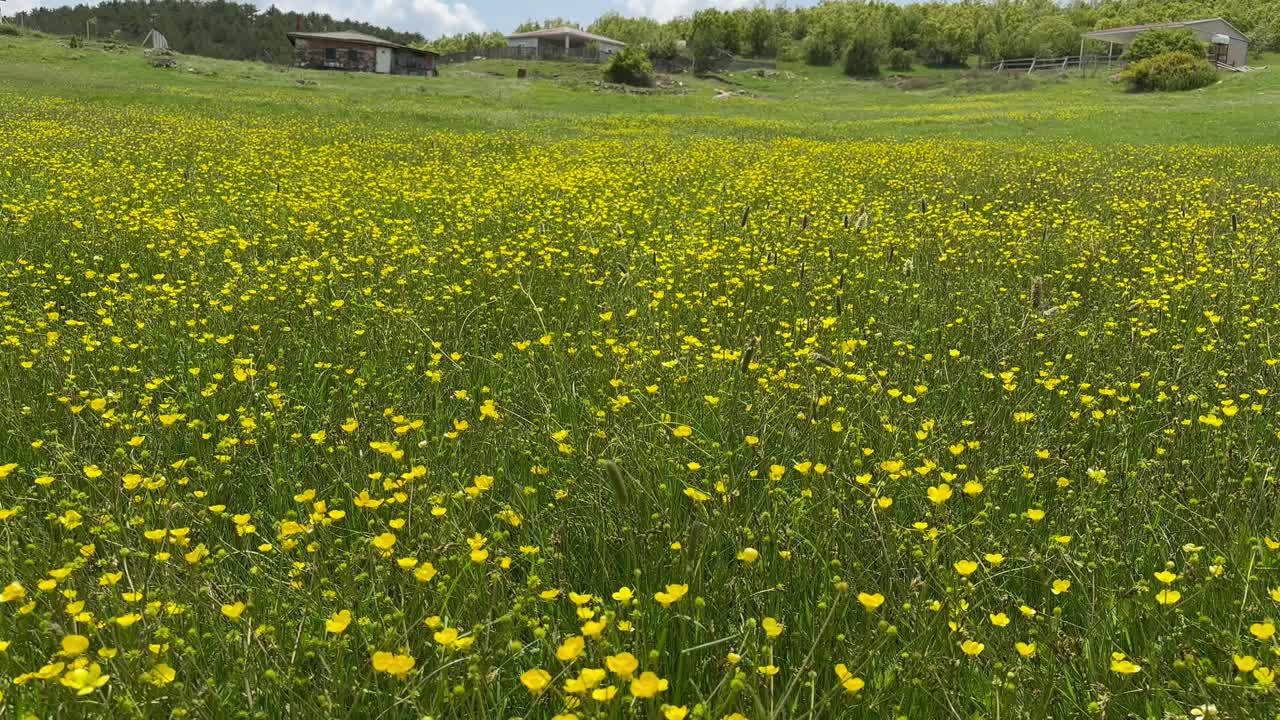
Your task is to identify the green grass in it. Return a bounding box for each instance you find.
[1,29,1280,720]
[2,33,1278,143]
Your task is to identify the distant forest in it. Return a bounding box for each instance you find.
[9,0,427,63]
[8,0,1280,66]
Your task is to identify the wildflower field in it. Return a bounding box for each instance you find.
[3,39,1280,720]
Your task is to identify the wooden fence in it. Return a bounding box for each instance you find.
[977,54,1116,74]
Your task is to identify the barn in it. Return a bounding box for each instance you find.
[287,31,438,76]
[1082,17,1249,68]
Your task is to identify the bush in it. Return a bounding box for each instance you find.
[67,34,82,48]
[603,46,655,87]
[1121,50,1216,92]
[802,34,837,66]
[1123,28,1205,64]
[886,47,913,72]
[843,33,881,77]
[0,24,20,37]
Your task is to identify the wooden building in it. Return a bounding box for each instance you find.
[287,31,438,76]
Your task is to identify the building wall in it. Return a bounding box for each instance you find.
[293,38,376,73]
[1186,19,1249,66]
[1224,39,1249,66]
[1186,30,1249,66]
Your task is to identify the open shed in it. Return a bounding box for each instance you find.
[1082,17,1249,67]
[504,27,626,59]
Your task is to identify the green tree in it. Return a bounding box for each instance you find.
[688,8,730,71]
[744,5,777,57]
[426,32,506,56]
[887,4,925,50]
[587,12,660,46]
[1028,15,1079,56]
[513,18,580,33]
[918,5,976,66]
[801,1,864,66]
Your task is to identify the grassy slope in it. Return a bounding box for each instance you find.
[1,33,1277,144]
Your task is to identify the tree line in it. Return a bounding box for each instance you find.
[478,0,1278,68]
[9,0,427,63]
[10,0,1277,67]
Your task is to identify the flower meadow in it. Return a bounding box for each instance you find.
[2,96,1280,720]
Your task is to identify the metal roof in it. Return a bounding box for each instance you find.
[504,26,625,46]
[1082,17,1248,43]
[286,31,438,55]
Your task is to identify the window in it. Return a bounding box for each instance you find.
[349,49,359,64]
[324,47,336,63]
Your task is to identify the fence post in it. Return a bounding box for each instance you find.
[1026,57,1036,75]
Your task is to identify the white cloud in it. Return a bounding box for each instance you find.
[621,0,755,23]
[4,0,484,37]
[269,0,484,35]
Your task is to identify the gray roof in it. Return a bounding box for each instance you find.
[504,26,625,46]
[1083,17,1248,43]
[286,31,437,55]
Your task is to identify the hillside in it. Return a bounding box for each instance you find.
[0,31,1276,145]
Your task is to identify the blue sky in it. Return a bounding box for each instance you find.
[6,1,777,37]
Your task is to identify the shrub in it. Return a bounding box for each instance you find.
[0,24,20,37]
[603,46,655,87]
[1123,28,1205,64]
[1121,50,1216,92]
[843,33,881,77]
[886,47,913,72]
[67,34,82,48]
[802,34,837,66]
